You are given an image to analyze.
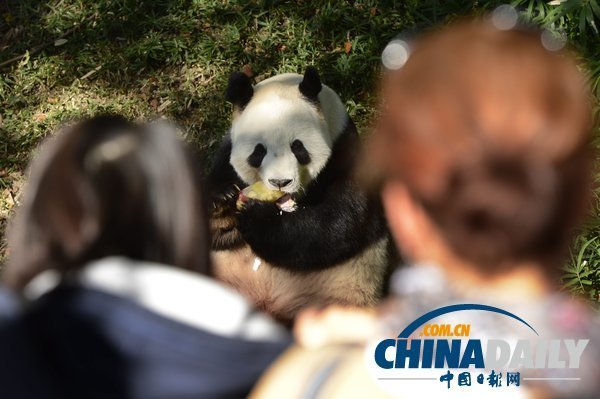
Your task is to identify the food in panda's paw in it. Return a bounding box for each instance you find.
[236,181,298,212]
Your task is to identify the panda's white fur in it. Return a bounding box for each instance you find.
[229,73,348,193]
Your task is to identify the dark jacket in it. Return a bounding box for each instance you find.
[0,260,290,399]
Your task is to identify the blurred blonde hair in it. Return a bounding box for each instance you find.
[369,20,594,270]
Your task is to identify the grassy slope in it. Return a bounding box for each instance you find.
[0,0,599,306]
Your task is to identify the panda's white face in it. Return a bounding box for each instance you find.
[229,76,339,194]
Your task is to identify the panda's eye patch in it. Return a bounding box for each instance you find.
[247,144,267,168]
[291,140,311,165]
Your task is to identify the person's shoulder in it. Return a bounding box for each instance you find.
[14,270,291,399]
[24,256,290,342]
[0,288,63,399]
[251,344,395,399]
[0,285,21,321]
[543,295,599,336]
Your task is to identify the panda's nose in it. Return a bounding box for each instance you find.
[269,179,292,189]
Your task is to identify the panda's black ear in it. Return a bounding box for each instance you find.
[299,66,322,102]
[225,72,253,108]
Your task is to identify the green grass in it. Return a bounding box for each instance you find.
[1,0,599,306]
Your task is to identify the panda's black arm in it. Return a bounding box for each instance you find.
[208,136,245,200]
[236,183,387,271]
[208,136,247,250]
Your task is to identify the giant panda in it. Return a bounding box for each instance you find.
[209,66,392,323]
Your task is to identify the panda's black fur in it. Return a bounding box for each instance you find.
[209,67,393,323]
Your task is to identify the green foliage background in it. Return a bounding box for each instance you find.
[0,0,599,306]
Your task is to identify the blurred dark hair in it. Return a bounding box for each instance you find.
[369,20,594,271]
[5,115,210,290]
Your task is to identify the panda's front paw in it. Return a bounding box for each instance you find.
[238,198,279,216]
[235,196,261,212]
[237,200,280,237]
[214,184,242,206]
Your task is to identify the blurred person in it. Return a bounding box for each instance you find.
[251,19,599,399]
[0,115,289,399]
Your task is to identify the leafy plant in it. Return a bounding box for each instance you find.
[512,0,600,34]
[563,236,600,305]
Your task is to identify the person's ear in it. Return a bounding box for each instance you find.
[381,181,432,262]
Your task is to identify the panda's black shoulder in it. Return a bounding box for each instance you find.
[208,134,244,195]
[302,117,359,200]
[330,117,360,167]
